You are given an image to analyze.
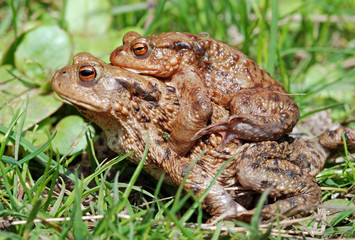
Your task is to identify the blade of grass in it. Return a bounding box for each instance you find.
[0,125,78,182]
[144,0,167,35]
[232,189,272,238]
[49,177,66,216]
[277,49,289,91]
[31,152,55,204]
[43,150,58,211]
[281,46,355,57]
[266,0,279,76]
[0,108,24,210]
[14,166,32,202]
[111,2,149,15]
[346,207,355,237]
[211,221,223,240]
[98,181,155,200]
[0,209,27,219]
[56,151,133,216]
[238,0,250,53]
[155,198,174,220]
[14,96,28,160]
[152,171,166,217]
[250,188,270,226]
[97,167,111,213]
[341,131,355,183]
[94,135,150,236]
[10,0,18,37]
[0,133,56,177]
[0,6,13,36]
[85,130,100,169]
[0,231,22,240]
[171,150,206,212]
[113,172,120,205]
[1,156,21,165]
[119,135,149,210]
[23,200,42,239]
[179,154,236,223]
[72,174,91,239]
[300,103,343,120]
[164,207,196,240]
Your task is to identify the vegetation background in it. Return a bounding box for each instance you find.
[0,0,354,239]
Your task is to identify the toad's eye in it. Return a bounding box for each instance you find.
[79,66,96,81]
[132,42,149,56]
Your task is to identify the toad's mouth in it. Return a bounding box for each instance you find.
[122,67,161,76]
[55,92,108,112]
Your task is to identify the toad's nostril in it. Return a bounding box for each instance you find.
[62,70,67,74]
[115,48,124,54]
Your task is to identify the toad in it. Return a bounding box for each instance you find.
[51,53,355,222]
[110,32,300,156]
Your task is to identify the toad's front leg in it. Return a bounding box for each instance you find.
[169,69,212,156]
[235,142,321,220]
[192,88,299,147]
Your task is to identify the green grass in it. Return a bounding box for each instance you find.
[1,0,355,239]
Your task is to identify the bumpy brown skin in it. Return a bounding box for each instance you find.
[110,32,300,156]
[52,53,355,222]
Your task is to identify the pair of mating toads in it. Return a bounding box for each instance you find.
[51,32,355,223]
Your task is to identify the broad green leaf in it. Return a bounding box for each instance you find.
[0,65,29,109]
[64,0,111,36]
[24,118,52,147]
[52,115,95,155]
[14,25,71,84]
[324,198,355,207]
[71,30,123,61]
[0,88,62,130]
[70,28,143,61]
[323,199,355,225]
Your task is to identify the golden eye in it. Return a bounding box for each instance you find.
[132,42,149,56]
[79,66,96,81]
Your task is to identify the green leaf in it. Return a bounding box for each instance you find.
[0,65,29,106]
[14,25,71,84]
[323,199,355,226]
[0,89,62,131]
[1,155,20,165]
[51,115,95,155]
[24,118,52,147]
[64,0,111,36]
[71,30,127,62]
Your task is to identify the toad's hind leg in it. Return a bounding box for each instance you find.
[169,69,212,156]
[236,142,321,220]
[192,89,299,147]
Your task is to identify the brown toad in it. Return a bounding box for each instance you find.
[110,32,300,156]
[51,52,355,222]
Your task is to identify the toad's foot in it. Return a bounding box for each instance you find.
[319,127,355,149]
[235,141,322,220]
